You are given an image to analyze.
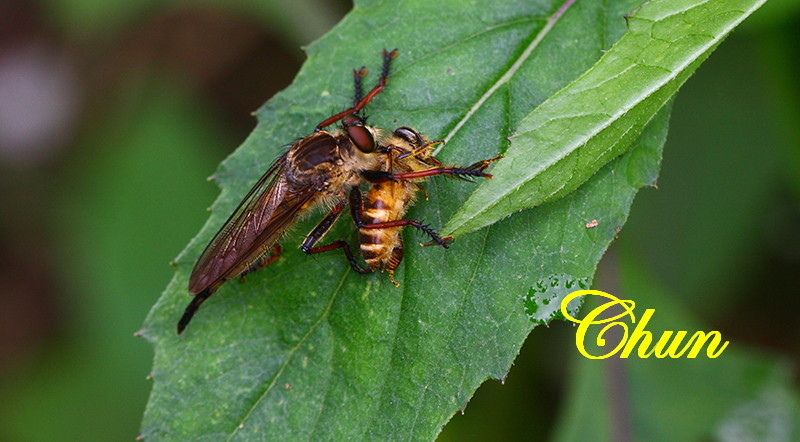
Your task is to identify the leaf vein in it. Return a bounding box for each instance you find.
[226,269,350,440]
[458,0,765,231]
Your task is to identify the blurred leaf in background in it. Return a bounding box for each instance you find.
[0,77,223,440]
[0,0,345,440]
[0,0,797,440]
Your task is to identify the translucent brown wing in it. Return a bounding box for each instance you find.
[188,153,317,295]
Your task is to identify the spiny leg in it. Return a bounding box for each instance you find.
[315,49,399,131]
[355,48,398,113]
[363,219,452,248]
[361,154,503,183]
[353,67,367,107]
[304,239,373,274]
[301,202,345,252]
[348,186,451,248]
[300,200,373,274]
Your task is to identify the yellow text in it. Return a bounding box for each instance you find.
[560,290,729,359]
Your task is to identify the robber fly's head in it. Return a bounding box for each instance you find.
[342,115,378,153]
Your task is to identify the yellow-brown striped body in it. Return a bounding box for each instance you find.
[359,178,415,278]
[359,131,435,285]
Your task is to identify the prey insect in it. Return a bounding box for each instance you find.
[356,129,501,286]
[178,50,500,334]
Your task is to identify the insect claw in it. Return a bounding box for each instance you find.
[388,270,400,287]
[420,235,453,248]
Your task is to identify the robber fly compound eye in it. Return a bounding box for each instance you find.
[347,125,376,153]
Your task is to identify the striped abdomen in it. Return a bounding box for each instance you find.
[359,181,412,281]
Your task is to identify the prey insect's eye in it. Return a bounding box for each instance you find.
[394,127,423,146]
[348,125,376,153]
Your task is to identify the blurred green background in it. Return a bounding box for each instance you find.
[0,0,797,440]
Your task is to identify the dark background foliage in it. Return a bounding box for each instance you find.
[0,0,797,440]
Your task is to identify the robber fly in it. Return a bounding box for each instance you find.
[178,50,500,333]
[355,129,501,286]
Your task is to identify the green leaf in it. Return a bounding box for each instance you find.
[444,0,768,237]
[140,0,709,439]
